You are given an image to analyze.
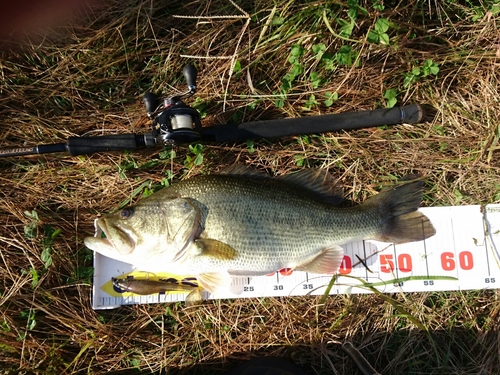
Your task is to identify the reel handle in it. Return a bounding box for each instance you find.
[143,92,159,117]
[183,64,197,93]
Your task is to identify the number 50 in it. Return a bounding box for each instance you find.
[380,254,413,273]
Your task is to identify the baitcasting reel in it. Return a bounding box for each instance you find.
[143,65,202,145]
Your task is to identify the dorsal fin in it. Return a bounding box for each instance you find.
[221,165,343,205]
[280,169,343,205]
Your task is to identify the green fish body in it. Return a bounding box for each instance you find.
[85,168,435,293]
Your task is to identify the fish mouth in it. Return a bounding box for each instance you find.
[84,218,136,256]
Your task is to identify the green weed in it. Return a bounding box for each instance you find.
[372,0,385,11]
[19,309,37,340]
[367,18,391,45]
[117,155,139,179]
[1,320,10,332]
[192,97,208,119]
[246,140,255,154]
[24,210,40,239]
[277,40,357,109]
[117,180,154,208]
[41,225,61,269]
[186,143,204,167]
[334,45,359,67]
[384,88,398,108]
[22,211,60,286]
[304,94,319,110]
[403,59,440,88]
[324,91,338,107]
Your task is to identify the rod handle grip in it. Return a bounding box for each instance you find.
[66,133,155,156]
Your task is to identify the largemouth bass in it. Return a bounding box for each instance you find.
[85,167,436,293]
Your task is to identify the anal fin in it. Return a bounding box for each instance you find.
[296,245,344,274]
[197,272,232,294]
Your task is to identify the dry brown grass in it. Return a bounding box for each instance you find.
[1,0,500,373]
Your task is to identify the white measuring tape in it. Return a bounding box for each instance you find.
[92,204,500,310]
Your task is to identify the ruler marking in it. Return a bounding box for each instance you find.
[484,232,491,277]
[392,243,399,280]
[449,215,461,285]
[362,240,368,281]
[421,217,430,278]
[481,210,492,277]
[423,238,430,279]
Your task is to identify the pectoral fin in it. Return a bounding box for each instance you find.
[197,272,232,294]
[194,239,237,260]
[296,245,344,274]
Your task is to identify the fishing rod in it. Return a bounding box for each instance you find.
[0,65,426,158]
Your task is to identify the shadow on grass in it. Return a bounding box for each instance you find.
[99,327,498,375]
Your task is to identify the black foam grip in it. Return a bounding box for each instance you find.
[200,104,425,143]
[66,134,146,156]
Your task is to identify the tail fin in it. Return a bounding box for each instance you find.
[366,177,436,244]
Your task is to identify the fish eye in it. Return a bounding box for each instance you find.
[120,208,134,219]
